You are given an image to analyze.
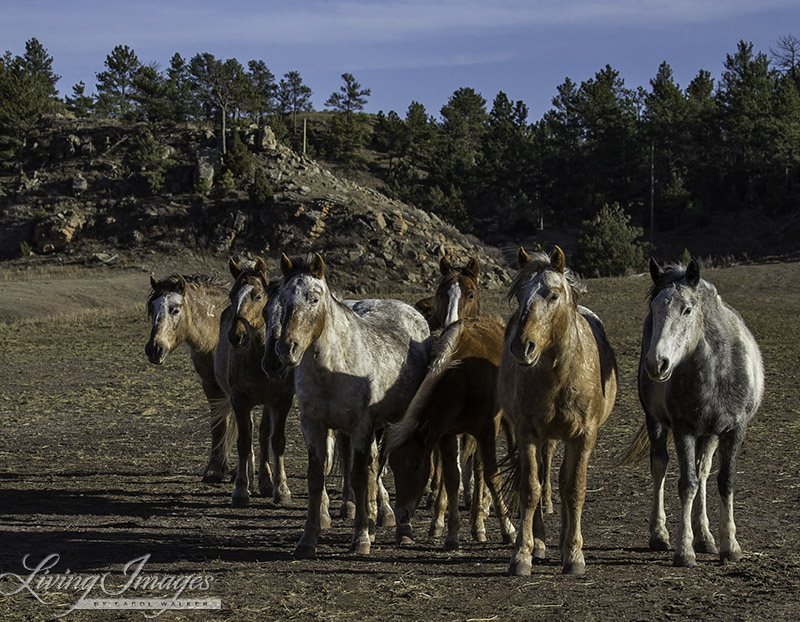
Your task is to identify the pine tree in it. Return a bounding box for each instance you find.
[95,44,141,118]
[277,71,312,135]
[189,53,245,154]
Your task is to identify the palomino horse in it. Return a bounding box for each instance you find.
[385,315,516,551]
[276,252,431,558]
[415,256,481,331]
[145,273,233,483]
[500,246,617,575]
[623,258,764,566]
[214,257,295,508]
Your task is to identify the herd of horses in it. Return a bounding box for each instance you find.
[145,247,764,576]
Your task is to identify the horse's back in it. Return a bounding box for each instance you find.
[578,305,618,404]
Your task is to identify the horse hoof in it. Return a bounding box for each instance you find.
[502,531,516,545]
[202,473,224,484]
[472,530,487,543]
[443,538,460,552]
[673,554,697,567]
[396,534,415,546]
[509,559,532,576]
[350,541,371,556]
[429,525,443,538]
[720,549,743,563]
[274,491,292,506]
[259,482,274,498]
[543,502,554,515]
[339,501,356,519]
[562,561,586,575]
[320,514,332,530]
[694,539,718,555]
[649,535,671,552]
[231,494,250,508]
[533,548,547,560]
[293,544,317,560]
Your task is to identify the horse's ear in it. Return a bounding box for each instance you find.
[229,257,242,279]
[517,247,531,267]
[649,257,663,283]
[439,256,451,275]
[686,258,701,287]
[280,253,293,276]
[465,257,480,280]
[255,257,267,278]
[550,246,565,273]
[149,274,158,290]
[310,253,325,279]
[176,275,187,294]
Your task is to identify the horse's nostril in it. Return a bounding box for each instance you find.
[657,357,670,375]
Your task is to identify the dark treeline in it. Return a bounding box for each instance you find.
[1,36,799,273]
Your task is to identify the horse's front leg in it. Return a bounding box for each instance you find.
[336,431,356,519]
[673,429,699,567]
[349,440,373,555]
[264,394,292,505]
[718,428,746,563]
[693,435,719,555]
[469,447,487,543]
[374,442,395,528]
[559,435,595,575]
[257,406,274,498]
[647,419,671,551]
[540,439,556,514]
[231,399,255,508]
[293,422,329,559]
[509,441,541,576]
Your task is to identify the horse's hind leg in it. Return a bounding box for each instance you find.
[647,420,671,551]
[469,450,487,543]
[440,435,462,551]
[349,440,374,555]
[718,428,746,563]
[337,431,356,519]
[203,392,232,483]
[478,425,516,545]
[693,435,719,555]
[429,452,447,538]
[257,406,274,498]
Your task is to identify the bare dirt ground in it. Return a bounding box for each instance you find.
[1,258,799,621]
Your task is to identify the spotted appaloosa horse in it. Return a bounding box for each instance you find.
[145,273,233,483]
[500,246,617,575]
[276,252,431,558]
[623,257,764,567]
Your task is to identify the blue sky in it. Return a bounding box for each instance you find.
[3,0,798,122]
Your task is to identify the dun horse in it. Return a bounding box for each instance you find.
[623,258,764,566]
[276,253,431,558]
[385,315,516,551]
[500,247,617,575]
[214,257,295,508]
[145,273,233,483]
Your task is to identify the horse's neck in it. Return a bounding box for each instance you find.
[186,290,226,356]
[311,298,363,371]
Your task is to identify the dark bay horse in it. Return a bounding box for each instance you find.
[623,258,764,566]
[214,257,295,508]
[145,273,233,483]
[385,315,516,551]
[276,252,431,558]
[500,247,617,575]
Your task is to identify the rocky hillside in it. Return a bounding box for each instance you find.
[0,118,511,293]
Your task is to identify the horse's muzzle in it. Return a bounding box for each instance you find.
[510,339,540,367]
[145,342,166,365]
[277,339,303,368]
[645,355,672,382]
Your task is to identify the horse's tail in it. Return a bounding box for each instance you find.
[383,322,464,457]
[209,394,237,465]
[499,442,521,514]
[617,423,673,467]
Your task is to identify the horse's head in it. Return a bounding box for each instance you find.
[507,246,579,367]
[432,256,480,329]
[261,278,289,380]
[276,252,327,367]
[145,274,189,364]
[644,257,703,382]
[227,257,269,350]
[385,420,434,529]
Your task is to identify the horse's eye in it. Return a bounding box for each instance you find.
[254,292,263,302]
[548,291,559,302]
[682,306,692,316]
[170,306,181,316]
[467,292,475,300]
[310,296,320,305]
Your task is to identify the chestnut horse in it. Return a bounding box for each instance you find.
[623,258,764,566]
[415,256,481,331]
[145,273,233,483]
[276,253,431,558]
[385,315,516,551]
[500,247,617,575]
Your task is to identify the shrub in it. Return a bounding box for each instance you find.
[224,130,252,178]
[249,168,273,206]
[129,127,171,196]
[573,203,648,277]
